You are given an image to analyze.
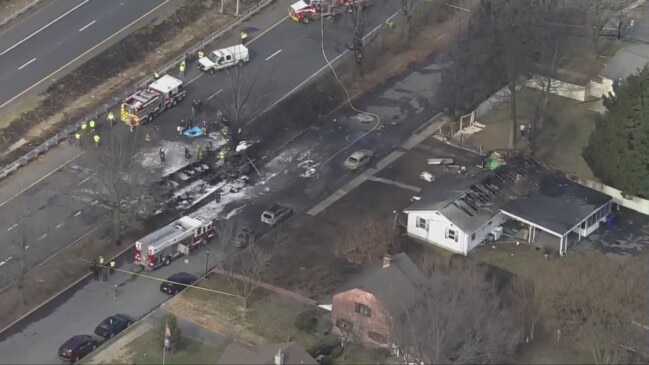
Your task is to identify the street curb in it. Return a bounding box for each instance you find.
[0,243,134,337]
[0,0,43,27]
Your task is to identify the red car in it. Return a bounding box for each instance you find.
[58,334,98,363]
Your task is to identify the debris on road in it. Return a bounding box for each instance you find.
[420,171,435,182]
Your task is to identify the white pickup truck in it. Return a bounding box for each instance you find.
[198,44,250,73]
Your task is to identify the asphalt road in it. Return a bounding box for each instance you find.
[0,0,177,111]
[0,0,400,289]
[0,48,442,364]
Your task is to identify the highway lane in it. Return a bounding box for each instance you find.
[0,50,441,363]
[0,1,400,290]
[0,0,174,110]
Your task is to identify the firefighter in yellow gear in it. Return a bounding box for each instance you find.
[154,72,160,79]
[75,132,81,142]
[386,19,395,30]
[218,149,227,162]
[81,121,87,131]
[98,256,105,266]
[145,134,151,142]
[198,50,204,59]
[179,61,186,78]
[106,112,115,126]
[220,126,229,139]
[93,134,101,148]
[89,119,96,131]
[240,31,248,44]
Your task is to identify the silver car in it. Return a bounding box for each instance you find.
[344,149,374,171]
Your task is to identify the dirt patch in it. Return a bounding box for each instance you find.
[464,88,598,179]
[0,0,254,164]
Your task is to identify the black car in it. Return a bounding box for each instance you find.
[58,334,98,363]
[160,272,197,295]
[94,314,134,339]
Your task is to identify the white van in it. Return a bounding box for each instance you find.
[198,44,250,73]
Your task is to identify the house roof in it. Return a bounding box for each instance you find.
[217,342,317,365]
[405,155,542,233]
[500,173,611,237]
[600,44,649,80]
[334,253,426,319]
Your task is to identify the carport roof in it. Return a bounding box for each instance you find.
[500,174,612,237]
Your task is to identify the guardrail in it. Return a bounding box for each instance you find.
[0,0,274,181]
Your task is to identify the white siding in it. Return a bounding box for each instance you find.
[466,212,508,252]
[406,211,506,256]
[406,211,468,255]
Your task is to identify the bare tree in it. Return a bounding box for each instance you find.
[345,2,371,77]
[334,314,364,360]
[536,252,647,365]
[333,216,399,266]
[217,63,267,151]
[267,295,302,342]
[393,259,520,364]
[507,276,542,342]
[82,127,162,243]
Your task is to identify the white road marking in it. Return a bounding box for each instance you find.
[265,49,282,61]
[0,0,90,56]
[78,20,96,32]
[39,233,47,240]
[56,223,65,229]
[0,262,5,267]
[74,210,82,217]
[18,57,36,70]
[91,200,98,206]
[7,223,18,232]
[25,245,30,250]
[6,256,12,262]
[78,175,92,186]
[206,89,222,101]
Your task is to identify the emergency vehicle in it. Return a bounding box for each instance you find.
[120,74,186,127]
[134,215,215,271]
[288,0,369,24]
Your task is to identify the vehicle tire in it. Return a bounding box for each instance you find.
[92,344,97,350]
[172,99,178,106]
[163,256,171,266]
[147,114,154,124]
[302,17,310,24]
[75,356,80,363]
[127,321,132,327]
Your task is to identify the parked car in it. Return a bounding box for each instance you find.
[160,272,197,295]
[233,226,257,249]
[58,335,98,363]
[344,149,374,171]
[261,204,293,226]
[94,314,134,339]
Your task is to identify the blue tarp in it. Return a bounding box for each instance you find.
[183,126,203,138]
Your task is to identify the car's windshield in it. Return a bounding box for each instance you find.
[348,157,358,163]
[207,52,218,63]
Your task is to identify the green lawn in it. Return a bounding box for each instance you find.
[119,329,223,365]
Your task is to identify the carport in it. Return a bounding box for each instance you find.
[500,175,612,256]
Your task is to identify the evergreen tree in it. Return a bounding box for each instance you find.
[584,65,649,198]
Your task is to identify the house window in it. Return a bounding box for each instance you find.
[336,318,353,330]
[368,331,388,344]
[355,303,372,317]
[445,228,458,242]
[416,217,428,230]
[471,233,476,241]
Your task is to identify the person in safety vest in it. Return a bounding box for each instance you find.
[93,134,101,148]
[179,60,186,78]
[75,132,81,144]
[81,121,87,131]
[198,50,204,59]
[106,112,115,126]
[89,119,96,132]
[386,19,395,30]
[109,260,116,275]
[241,31,248,45]
[145,134,151,142]
[154,72,160,79]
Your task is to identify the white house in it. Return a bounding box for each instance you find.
[404,155,613,256]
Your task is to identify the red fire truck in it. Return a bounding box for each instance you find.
[134,215,215,271]
[120,74,186,127]
[289,0,369,24]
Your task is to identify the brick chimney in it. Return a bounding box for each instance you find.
[383,254,392,268]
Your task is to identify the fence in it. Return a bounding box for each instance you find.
[566,176,649,216]
[0,0,273,181]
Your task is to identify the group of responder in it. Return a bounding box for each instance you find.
[74,119,102,148]
[90,255,116,282]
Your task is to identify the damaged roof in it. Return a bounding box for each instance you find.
[405,155,541,233]
[406,153,612,236]
[500,173,611,236]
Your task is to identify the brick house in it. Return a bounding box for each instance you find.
[330,253,426,349]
